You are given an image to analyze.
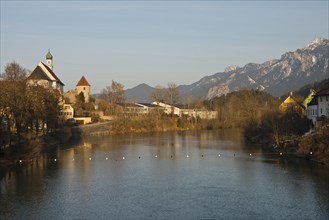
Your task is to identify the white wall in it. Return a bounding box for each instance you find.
[317,95,329,117]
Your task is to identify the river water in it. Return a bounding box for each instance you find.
[1,129,328,219]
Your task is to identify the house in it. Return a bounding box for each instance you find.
[151,102,218,119]
[316,82,329,118]
[118,103,157,115]
[27,51,64,93]
[307,97,318,125]
[302,89,316,109]
[61,104,74,120]
[180,109,218,119]
[279,92,305,114]
[151,102,180,116]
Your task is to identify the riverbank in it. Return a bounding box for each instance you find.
[0,127,72,169]
[296,125,329,166]
[246,124,329,166]
[71,115,219,137]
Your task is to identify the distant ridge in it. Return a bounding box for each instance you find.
[125,38,329,103]
[125,83,154,103]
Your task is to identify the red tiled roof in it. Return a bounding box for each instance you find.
[76,76,90,86]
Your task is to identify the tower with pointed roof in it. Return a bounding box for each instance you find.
[76,76,91,103]
[46,50,53,70]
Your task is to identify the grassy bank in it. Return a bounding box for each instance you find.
[73,114,219,137]
[244,118,329,166]
[297,125,329,166]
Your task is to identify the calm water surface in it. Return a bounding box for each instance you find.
[1,129,328,219]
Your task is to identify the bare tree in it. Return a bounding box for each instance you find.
[102,80,125,115]
[1,62,28,81]
[165,82,180,105]
[150,85,165,103]
[105,80,125,104]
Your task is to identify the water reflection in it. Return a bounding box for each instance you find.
[1,129,328,219]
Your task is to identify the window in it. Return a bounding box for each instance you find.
[326,96,328,102]
[83,87,85,90]
[320,96,322,102]
[320,108,323,114]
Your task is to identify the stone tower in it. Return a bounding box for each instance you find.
[46,50,53,70]
[76,76,91,103]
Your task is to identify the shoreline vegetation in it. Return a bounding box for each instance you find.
[0,127,71,169]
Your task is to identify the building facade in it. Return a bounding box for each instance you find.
[61,104,74,120]
[317,83,329,118]
[307,98,318,125]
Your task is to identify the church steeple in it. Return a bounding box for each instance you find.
[46,50,53,70]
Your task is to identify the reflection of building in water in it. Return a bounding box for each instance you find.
[63,148,75,175]
[77,141,92,188]
[81,142,92,148]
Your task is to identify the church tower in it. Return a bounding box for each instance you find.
[46,50,53,70]
[76,76,91,103]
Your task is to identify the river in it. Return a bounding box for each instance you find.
[1,129,328,219]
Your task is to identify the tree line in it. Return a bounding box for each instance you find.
[0,62,61,146]
[203,89,310,145]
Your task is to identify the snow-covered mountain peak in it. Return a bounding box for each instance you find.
[224,65,239,72]
[304,37,329,50]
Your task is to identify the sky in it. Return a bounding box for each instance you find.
[1,1,328,93]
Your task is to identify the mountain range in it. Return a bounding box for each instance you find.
[125,38,329,103]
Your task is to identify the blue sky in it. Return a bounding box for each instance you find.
[1,1,328,93]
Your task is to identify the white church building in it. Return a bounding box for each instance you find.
[27,51,64,93]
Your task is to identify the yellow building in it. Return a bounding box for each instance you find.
[279,92,305,114]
